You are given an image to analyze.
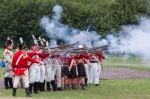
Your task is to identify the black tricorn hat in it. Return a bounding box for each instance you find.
[17,37,26,50]
[6,37,13,47]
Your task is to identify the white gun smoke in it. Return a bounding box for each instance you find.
[40,5,150,60]
[40,5,108,48]
[107,17,150,59]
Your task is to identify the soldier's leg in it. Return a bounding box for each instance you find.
[46,81,51,91]
[84,64,89,86]
[51,80,57,91]
[29,67,36,94]
[34,66,41,93]
[89,64,94,84]
[46,66,52,91]
[8,77,13,88]
[4,77,9,89]
[93,64,99,86]
[13,76,20,96]
[21,70,31,97]
[56,67,62,90]
[40,65,46,91]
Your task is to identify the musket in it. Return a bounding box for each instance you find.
[68,45,109,53]
[50,42,79,49]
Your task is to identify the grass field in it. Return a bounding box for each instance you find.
[103,55,150,70]
[0,79,150,99]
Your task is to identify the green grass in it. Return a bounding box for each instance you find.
[0,79,150,99]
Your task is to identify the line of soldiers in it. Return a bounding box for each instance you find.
[2,36,105,97]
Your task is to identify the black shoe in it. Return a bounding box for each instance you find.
[12,88,17,96]
[25,88,32,97]
[57,87,62,91]
[85,78,88,86]
[95,84,99,86]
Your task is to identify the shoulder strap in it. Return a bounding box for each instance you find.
[15,53,24,66]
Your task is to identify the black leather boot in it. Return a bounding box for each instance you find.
[51,80,57,91]
[42,81,45,91]
[33,82,39,94]
[85,78,88,86]
[12,88,17,96]
[4,77,9,89]
[29,83,33,94]
[25,88,32,97]
[8,78,13,88]
[47,82,51,91]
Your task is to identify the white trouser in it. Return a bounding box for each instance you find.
[53,66,61,88]
[13,70,29,88]
[89,63,101,84]
[29,63,41,83]
[40,64,46,83]
[45,65,55,82]
[4,64,13,78]
[4,71,13,78]
[84,64,89,79]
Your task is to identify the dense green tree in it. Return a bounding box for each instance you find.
[0,0,149,47]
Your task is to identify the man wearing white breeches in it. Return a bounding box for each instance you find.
[51,55,63,91]
[3,37,14,89]
[12,38,40,97]
[27,43,41,94]
[45,57,57,91]
[89,54,102,86]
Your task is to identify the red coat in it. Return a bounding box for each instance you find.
[27,50,37,58]
[12,50,39,75]
[68,55,79,66]
[38,52,49,60]
[80,53,90,64]
[95,52,105,63]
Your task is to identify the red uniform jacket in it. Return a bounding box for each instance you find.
[68,55,79,67]
[95,52,105,63]
[12,50,39,75]
[80,53,90,64]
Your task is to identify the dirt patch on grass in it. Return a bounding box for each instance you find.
[102,67,150,80]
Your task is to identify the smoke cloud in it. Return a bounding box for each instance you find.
[40,5,108,48]
[40,5,150,60]
[107,17,150,59]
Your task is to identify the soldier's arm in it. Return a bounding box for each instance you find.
[4,54,12,63]
[27,51,37,57]
[23,55,40,63]
[69,59,74,71]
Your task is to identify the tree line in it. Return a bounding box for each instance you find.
[0,0,149,47]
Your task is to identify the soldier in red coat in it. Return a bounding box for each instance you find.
[80,52,91,86]
[68,53,78,89]
[77,54,86,90]
[11,37,40,97]
[28,42,41,94]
